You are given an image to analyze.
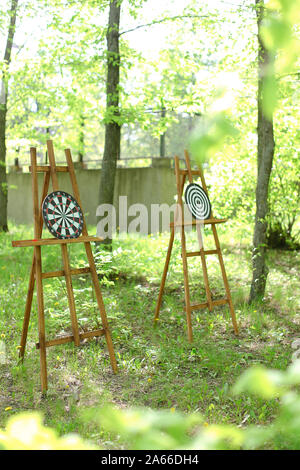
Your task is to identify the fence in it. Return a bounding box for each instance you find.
[7,158,178,233]
[8,156,176,172]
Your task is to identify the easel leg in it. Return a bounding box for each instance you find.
[211,224,239,335]
[196,224,213,312]
[20,171,49,360]
[19,257,35,359]
[35,246,48,393]
[180,227,193,343]
[64,146,117,371]
[84,242,118,373]
[154,227,175,323]
[61,244,81,346]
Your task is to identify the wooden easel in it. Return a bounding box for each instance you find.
[12,140,117,392]
[154,150,239,342]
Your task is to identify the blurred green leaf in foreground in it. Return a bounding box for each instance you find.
[3,361,299,450]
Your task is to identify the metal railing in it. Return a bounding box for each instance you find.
[8,156,175,172]
[8,154,205,173]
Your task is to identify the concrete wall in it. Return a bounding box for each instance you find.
[7,160,177,234]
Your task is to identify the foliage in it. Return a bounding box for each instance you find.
[89,360,300,450]
[258,0,300,118]
[188,0,300,246]
[5,0,108,162]
[0,224,299,449]
[266,80,300,248]
[0,412,93,449]
[2,360,300,449]
[80,359,300,450]
[189,112,238,166]
[3,0,300,246]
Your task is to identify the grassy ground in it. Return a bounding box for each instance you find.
[0,221,299,448]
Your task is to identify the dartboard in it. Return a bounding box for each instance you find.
[184,183,211,220]
[42,191,84,239]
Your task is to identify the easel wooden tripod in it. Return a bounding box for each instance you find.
[154,151,239,342]
[12,140,117,392]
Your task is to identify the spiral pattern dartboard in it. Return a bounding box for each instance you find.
[184,183,211,220]
[42,191,84,239]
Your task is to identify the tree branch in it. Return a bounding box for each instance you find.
[119,14,209,36]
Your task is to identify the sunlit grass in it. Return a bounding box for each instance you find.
[0,222,299,448]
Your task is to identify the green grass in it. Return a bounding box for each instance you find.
[0,221,299,448]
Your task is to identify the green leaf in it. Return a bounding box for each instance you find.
[261,73,277,119]
[189,112,238,165]
[261,16,291,51]
[232,366,283,399]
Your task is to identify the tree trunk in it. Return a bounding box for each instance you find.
[159,106,166,157]
[0,0,18,232]
[249,0,275,302]
[98,0,121,248]
[78,113,85,164]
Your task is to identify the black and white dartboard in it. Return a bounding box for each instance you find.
[184,183,211,220]
[42,191,84,239]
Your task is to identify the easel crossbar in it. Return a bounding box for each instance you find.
[36,328,106,349]
[185,249,218,257]
[29,165,69,173]
[170,218,227,227]
[12,236,103,247]
[41,267,90,279]
[177,169,204,176]
[190,298,228,311]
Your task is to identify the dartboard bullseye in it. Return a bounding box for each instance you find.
[184,183,211,220]
[42,191,84,239]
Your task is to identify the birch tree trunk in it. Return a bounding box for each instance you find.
[0,0,18,232]
[249,0,275,302]
[98,0,121,248]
